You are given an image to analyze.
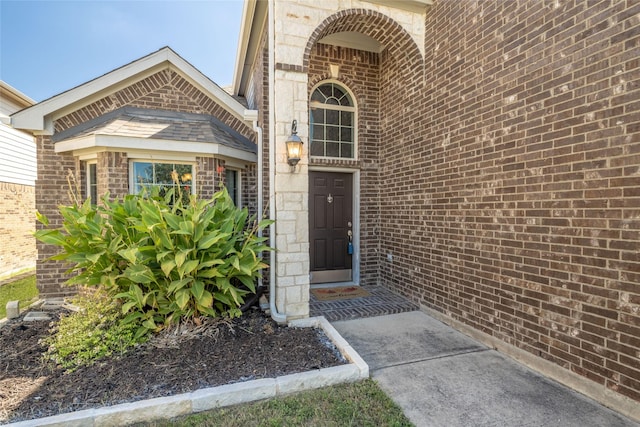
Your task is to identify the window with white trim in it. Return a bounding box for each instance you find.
[86,161,98,205]
[309,82,356,159]
[225,168,240,206]
[130,161,194,200]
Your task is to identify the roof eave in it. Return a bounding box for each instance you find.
[0,81,36,108]
[232,0,267,97]
[55,134,258,163]
[11,47,253,134]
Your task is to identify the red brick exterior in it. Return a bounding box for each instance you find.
[297,1,640,404]
[246,30,273,280]
[35,135,77,297]
[37,70,256,297]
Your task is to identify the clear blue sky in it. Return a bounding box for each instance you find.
[0,0,244,102]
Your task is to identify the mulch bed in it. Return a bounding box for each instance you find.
[0,307,346,424]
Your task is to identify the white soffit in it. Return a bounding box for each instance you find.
[0,80,36,109]
[55,134,258,163]
[232,0,267,96]
[361,0,432,14]
[318,32,383,53]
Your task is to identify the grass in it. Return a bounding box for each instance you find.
[0,275,39,319]
[138,379,413,427]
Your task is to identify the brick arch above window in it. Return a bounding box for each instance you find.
[302,8,423,77]
[308,74,362,102]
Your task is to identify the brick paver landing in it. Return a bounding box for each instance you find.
[310,285,418,321]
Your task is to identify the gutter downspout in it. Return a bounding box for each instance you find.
[248,112,285,324]
[267,0,287,323]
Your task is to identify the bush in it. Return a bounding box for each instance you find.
[44,290,144,371]
[35,184,272,338]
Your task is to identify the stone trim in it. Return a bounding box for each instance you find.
[275,63,304,73]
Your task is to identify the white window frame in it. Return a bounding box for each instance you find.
[86,160,98,204]
[309,80,358,160]
[224,167,242,207]
[129,159,196,196]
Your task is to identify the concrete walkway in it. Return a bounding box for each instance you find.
[332,311,639,427]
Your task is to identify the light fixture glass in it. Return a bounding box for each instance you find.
[286,119,303,167]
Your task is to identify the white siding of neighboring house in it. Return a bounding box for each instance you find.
[0,83,36,186]
[0,81,37,279]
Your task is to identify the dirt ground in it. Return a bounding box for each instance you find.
[0,308,345,424]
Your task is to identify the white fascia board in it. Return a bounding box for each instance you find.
[12,50,173,132]
[232,0,267,97]
[0,80,36,107]
[76,149,196,162]
[232,0,257,95]
[164,50,249,124]
[244,109,259,122]
[361,0,433,13]
[54,134,257,163]
[215,144,257,163]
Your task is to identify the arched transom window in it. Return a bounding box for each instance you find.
[309,82,355,159]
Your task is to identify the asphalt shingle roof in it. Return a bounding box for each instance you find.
[53,106,256,154]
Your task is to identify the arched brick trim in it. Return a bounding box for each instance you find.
[308,74,362,102]
[303,8,423,78]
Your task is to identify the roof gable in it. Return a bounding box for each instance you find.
[12,47,254,134]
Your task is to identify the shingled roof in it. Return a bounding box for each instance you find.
[53,106,256,154]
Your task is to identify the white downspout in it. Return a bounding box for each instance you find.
[251,118,265,291]
[267,0,287,323]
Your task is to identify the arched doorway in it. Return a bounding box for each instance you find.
[304,9,424,286]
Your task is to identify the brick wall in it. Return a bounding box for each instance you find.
[35,135,77,297]
[375,0,640,403]
[263,0,640,405]
[254,30,270,215]
[243,164,258,216]
[197,157,218,199]
[99,152,129,200]
[37,69,255,297]
[0,182,36,278]
[253,29,273,283]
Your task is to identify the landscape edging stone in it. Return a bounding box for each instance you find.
[6,316,369,426]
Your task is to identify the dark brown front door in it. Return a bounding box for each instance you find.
[309,171,353,284]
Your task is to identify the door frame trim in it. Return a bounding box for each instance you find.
[308,166,360,286]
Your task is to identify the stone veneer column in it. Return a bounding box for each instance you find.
[273,68,310,319]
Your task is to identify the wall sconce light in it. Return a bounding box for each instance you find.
[285,119,303,167]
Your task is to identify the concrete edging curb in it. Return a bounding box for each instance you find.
[7,316,369,427]
[0,299,44,328]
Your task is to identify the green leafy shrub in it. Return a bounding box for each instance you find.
[44,291,144,371]
[35,183,272,338]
